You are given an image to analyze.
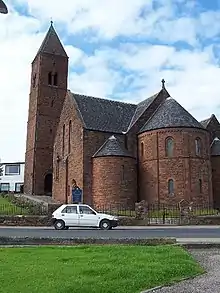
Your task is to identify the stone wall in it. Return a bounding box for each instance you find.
[52,92,84,203]
[24,50,68,195]
[1,214,220,226]
[92,156,137,209]
[138,128,212,205]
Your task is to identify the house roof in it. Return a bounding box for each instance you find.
[93,135,133,158]
[35,22,68,58]
[139,98,205,133]
[211,138,220,156]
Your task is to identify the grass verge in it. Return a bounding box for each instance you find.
[0,245,204,293]
[0,196,29,215]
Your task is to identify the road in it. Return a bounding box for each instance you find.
[0,226,219,240]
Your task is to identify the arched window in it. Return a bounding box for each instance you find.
[121,164,125,181]
[62,124,65,157]
[32,73,36,88]
[53,72,58,86]
[48,72,52,85]
[195,138,201,156]
[141,142,144,157]
[168,179,174,195]
[199,179,202,193]
[165,137,174,157]
[68,120,72,154]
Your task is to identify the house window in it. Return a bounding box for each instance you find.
[168,179,174,195]
[53,73,58,86]
[195,138,201,156]
[165,137,174,157]
[15,183,23,193]
[5,164,20,175]
[141,142,144,157]
[48,72,52,85]
[68,120,72,153]
[199,179,202,193]
[0,183,10,192]
[62,124,65,157]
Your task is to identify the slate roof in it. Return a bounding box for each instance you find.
[93,135,133,158]
[36,22,68,58]
[211,138,220,156]
[72,93,137,133]
[127,88,170,131]
[139,98,205,133]
[200,117,212,128]
[200,114,219,128]
[127,93,158,130]
[71,90,164,133]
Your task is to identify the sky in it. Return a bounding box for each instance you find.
[1,0,220,162]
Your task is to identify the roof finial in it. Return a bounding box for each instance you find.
[161,78,165,89]
[50,17,53,26]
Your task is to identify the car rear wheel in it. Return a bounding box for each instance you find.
[54,220,65,230]
[100,219,111,230]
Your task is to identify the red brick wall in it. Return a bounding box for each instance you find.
[24,53,68,195]
[138,128,212,205]
[92,156,137,209]
[53,93,84,203]
[83,131,125,205]
[211,156,220,209]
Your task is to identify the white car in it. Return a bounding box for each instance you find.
[51,204,119,230]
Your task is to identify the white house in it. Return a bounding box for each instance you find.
[0,162,24,193]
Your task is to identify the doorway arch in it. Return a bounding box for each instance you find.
[44,173,52,196]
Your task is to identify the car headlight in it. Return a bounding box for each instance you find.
[113,216,119,221]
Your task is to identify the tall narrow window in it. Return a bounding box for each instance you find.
[56,161,60,181]
[48,72,52,85]
[62,124,65,157]
[53,73,58,86]
[168,179,174,195]
[199,179,202,193]
[122,164,125,181]
[195,138,201,156]
[141,142,144,158]
[68,120,72,154]
[165,137,174,157]
[33,73,36,88]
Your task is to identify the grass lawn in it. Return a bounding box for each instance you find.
[0,245,204,293]
[0,196,29,215]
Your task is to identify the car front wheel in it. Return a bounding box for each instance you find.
[54,220,65,230]
[99,219,111,230]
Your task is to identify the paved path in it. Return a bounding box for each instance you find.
[0,226,220,239]
[153,249,220,292]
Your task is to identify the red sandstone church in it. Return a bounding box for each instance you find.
[24,23,220,209]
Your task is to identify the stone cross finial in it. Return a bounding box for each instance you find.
[161,79,165,89]
[50,18,53,25]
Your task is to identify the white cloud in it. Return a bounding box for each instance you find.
[1,0,220,162]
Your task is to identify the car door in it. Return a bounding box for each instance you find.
[78,205,99,227]
[60,206,79,226]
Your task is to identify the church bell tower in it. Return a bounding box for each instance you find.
[24,22,69,196]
